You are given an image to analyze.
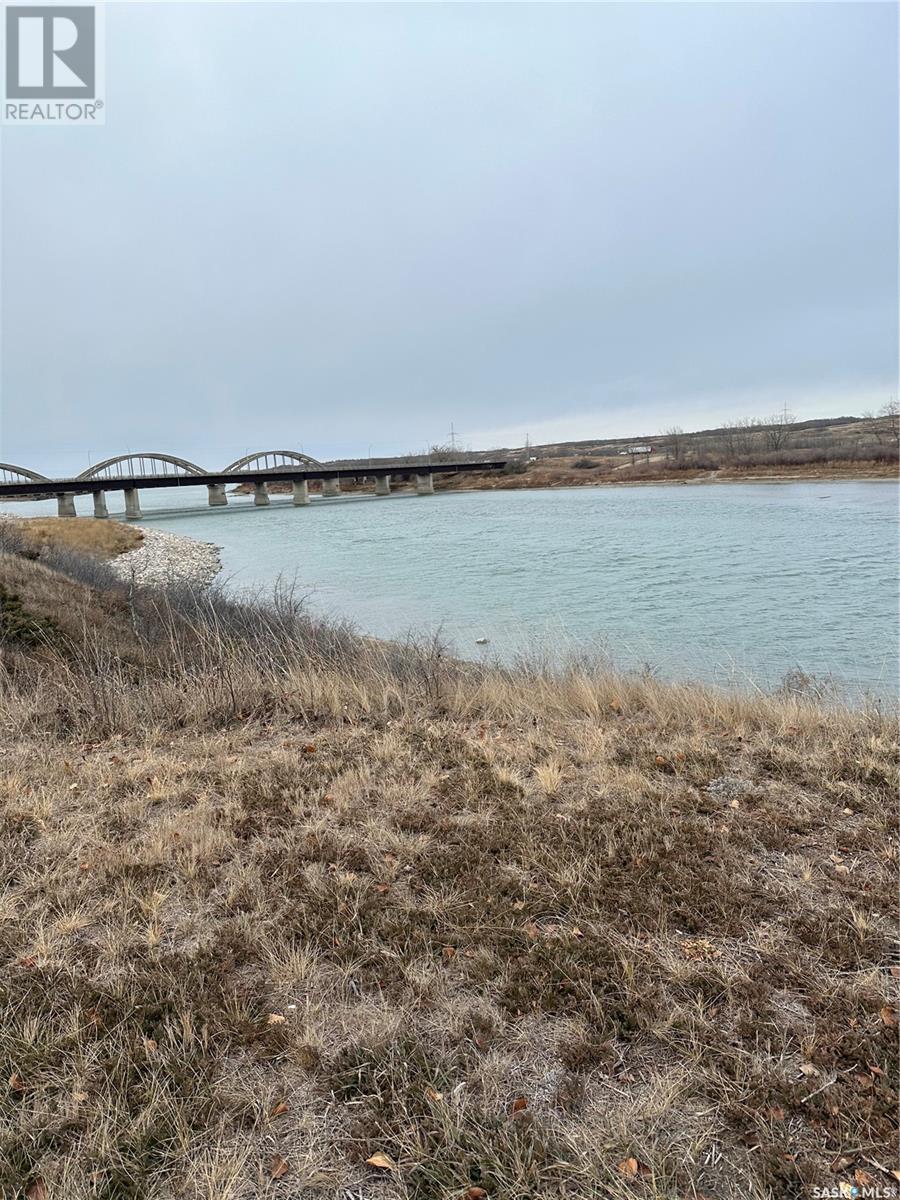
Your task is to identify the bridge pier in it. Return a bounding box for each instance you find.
[207,484,228,507]
[322,477,341,498]
[292,480,310,506]
[375,474,391,496]
[415,472,435,496]
[124,488,142,520]
[56,493,77,518]
[92,492,109,519]
[254,482,270,506]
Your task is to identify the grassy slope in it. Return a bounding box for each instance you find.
[0,554,897,1200]
[434,460,898,494]
[1,516,142,559]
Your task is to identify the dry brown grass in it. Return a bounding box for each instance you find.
[3,516,142,559]
[0,552,897,1200]
[436,460,898,493]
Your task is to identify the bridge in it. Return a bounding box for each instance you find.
[0,451,507,519]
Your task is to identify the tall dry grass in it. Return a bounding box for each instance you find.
[0,515,142,560]
[0,550,897,1200]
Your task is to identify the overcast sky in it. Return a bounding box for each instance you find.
[1,1,897,475]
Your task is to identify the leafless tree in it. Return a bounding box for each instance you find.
[662,426,685,462]
[879,399,899,445]
[762,409,796,452]
[722,418,760,459]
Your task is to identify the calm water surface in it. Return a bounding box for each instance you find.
[6,481,897,699]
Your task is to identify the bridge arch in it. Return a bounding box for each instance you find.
[0,463,51,485]
[221,450,324,472]
[77,453,207,480]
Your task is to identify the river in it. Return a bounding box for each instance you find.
[4,479,897,702]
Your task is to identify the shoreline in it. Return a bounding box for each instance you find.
[107,526,222,588]
[450,471,898,493]
[0,514,223,590]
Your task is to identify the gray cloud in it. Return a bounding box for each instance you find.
[2,1,896,474]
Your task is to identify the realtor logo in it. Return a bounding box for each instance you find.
[6,6,94,97]
[4,4,104,122]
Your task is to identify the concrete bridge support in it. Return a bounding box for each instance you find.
[92,492,109,519]
[322,477,341,498]
[56,493,77,518]
[292,480,310,506]
[375,474,391,496]
[254,482,270,506]
[207,484,228,507]
[415,472,435,496]
[124,488,142,520]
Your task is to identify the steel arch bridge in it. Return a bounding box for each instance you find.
[0,448,507,515]
[0,463,51,485]
[0,451,329,483]
[221,450,324,472]
[76,453,207,480]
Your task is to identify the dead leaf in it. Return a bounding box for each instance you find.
[461,1189,488,1200]
[270,1154,290,1180]
[266,1013,286,1026]
[365,1152,396,1171]
[473,1031,491,1051]
[14,955,37,968]
[9,1072,25,1093]
[617,1157,639,1179]
[269,1100,290,1118]
[880,1006,896,1027]
[72,1091,88,1102]
[890,966,900,979]
[25,1179,47,1200]
[674,751,686,762]
[769,1106,785,1121]
[891,1169,900,1182]
[375,883,391,895]
[510,1095,528,1115]
[424,1086,444,1103]
[854,1169,875,1187]
[441,945,456,962]
[302,743,316,754]
[680,938,721,961]
[143,1038,157,1055]
[654,756,668,766]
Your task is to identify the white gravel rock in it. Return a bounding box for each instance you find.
[107,527,222,589]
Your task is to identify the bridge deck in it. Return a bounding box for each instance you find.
[0,461,507,499]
